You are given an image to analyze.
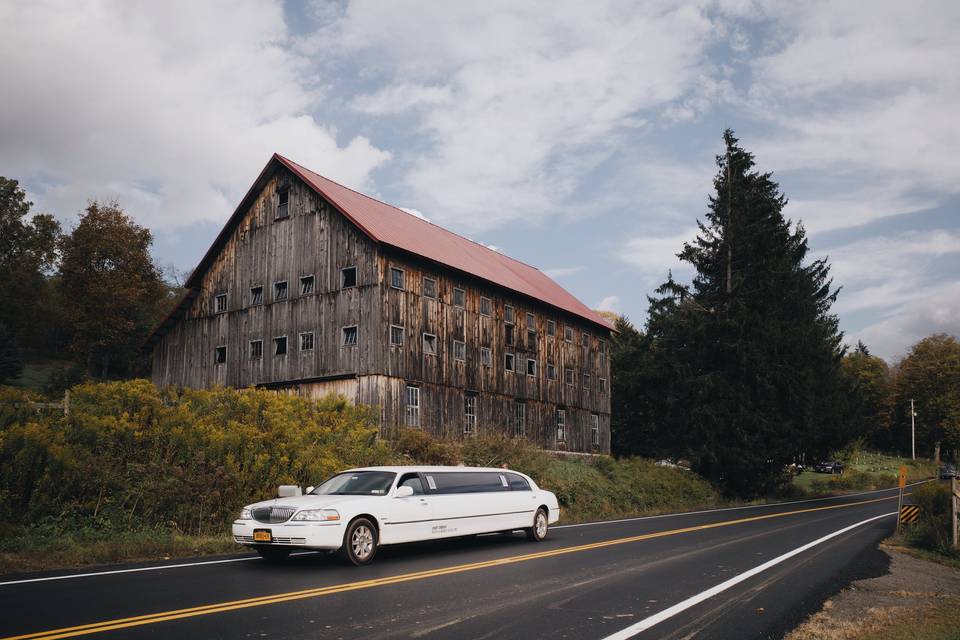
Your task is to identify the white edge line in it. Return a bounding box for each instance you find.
[599,510,897,640]
[0,481,927,588]
[0,552,314,587]
[553,480,927,530]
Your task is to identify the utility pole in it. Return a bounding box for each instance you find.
[910,398,916,460]
[726,146,733,296]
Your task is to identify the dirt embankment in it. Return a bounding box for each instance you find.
[786,543,960,640]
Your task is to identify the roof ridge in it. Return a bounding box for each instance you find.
[275,153,546,274]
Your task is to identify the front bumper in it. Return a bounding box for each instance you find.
[232,520,344,550]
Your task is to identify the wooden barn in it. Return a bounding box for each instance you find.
[146,154,614,453]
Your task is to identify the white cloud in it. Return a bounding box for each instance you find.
[822,230,960,315]
[851,281,960,363]
[619,228,697,283]
[400,207,429,221]
[596,295,620,313]
[742,1,960,231]
[0,1,390,230]
[330,1,718,231]
[542,266,584,279]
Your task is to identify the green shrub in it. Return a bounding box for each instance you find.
[905,482,957,556]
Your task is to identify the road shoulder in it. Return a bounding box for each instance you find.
[785,542,960,640]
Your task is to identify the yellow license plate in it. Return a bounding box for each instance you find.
[253,530,272,542]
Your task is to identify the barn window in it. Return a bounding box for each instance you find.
[582,332,590,348]
[300,275,315,296]
[341,266,357,288]
[505,324,514,346]
[464,393,477,434]
[274,336,287,356]
[565,367,575,385]
[599,339,607,361]
[547,362,557,380]
[583,373,591,390]
[249,340,263,359]
[556,409,566,442]
[390,267,405,290]
[423,333,438,355]
[526,312,535,328]
[274,280,288,301]
[480,297,492,316]
[591,414,600,446]
[504,305,514,324]
[214,293,227,314]
[504,353,515,372]
[547,320,556,337]
[405,385,421,427]
[526,358,537,377]
[453,288,465,308]
[564,326,573,342]
[390,325,404,346]
[276,188,289,219]
[250,286,263,306]
[214,345,226,364]
[423,277,437,299]
[514,401,526,437]
[599,377,607,394]
[527,329,536,350]
[454,340,466,361]
[480,347,492,367]
[299,332,314,351]
[342,326,358,346]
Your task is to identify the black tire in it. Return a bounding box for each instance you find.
[340,517,378,566]
[256,546,291,563]
[526,508,549,542]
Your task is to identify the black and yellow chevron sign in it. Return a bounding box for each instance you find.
[899,504,921,524]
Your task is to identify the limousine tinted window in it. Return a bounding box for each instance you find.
[426,472,512,494]
[310,471,396,496]
[398,473,424,495]
[506,473,531,491]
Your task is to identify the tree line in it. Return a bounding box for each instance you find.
[609,131,959,496]
[0,177,180,387]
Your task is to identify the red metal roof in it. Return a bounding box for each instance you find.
[275,154,613,331]
[145,154,612,348]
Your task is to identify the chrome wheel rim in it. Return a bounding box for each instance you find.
[352,525,374,559]
[535,512,547,538]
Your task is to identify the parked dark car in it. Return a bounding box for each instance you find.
[815,461,844,474]
[939,464,957,479]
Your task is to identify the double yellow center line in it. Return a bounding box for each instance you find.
[4,494,898,640]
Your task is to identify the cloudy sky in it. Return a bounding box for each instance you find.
[2,1,958,362]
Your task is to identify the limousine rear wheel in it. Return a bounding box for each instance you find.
[526,508,549,542]
[341,517,378,566]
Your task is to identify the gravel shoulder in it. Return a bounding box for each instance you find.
[785,541,960,640]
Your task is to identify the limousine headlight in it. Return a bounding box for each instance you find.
[238,508,252,520]
[292,509,340,522]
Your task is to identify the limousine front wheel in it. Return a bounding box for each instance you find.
[341,517,378,565]
[526,508,549,542]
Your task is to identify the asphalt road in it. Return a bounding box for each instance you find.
[0,484,918,640]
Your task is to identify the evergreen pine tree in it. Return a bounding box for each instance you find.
[0,322,23,383]
[646,130,848,497]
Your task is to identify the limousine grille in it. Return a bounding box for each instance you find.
[235,535,306,545]
[252,506,296,524]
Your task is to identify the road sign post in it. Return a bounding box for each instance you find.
[953,477,958,549]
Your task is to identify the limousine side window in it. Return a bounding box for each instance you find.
[505,473,531,491]
[397,473,424,495]
[425,472,512,494]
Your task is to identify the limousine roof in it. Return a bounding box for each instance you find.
[344,466,529,476]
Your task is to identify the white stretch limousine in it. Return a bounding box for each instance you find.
[232,466,560,565]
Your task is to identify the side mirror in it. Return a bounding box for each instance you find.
[278,485,302,498]
[394,485,414,498]
[305,486,315,495]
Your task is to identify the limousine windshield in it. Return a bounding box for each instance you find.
[310,471,396,496]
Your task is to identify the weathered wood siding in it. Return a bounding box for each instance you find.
[151,165,612,453]
[151,165,379,388]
